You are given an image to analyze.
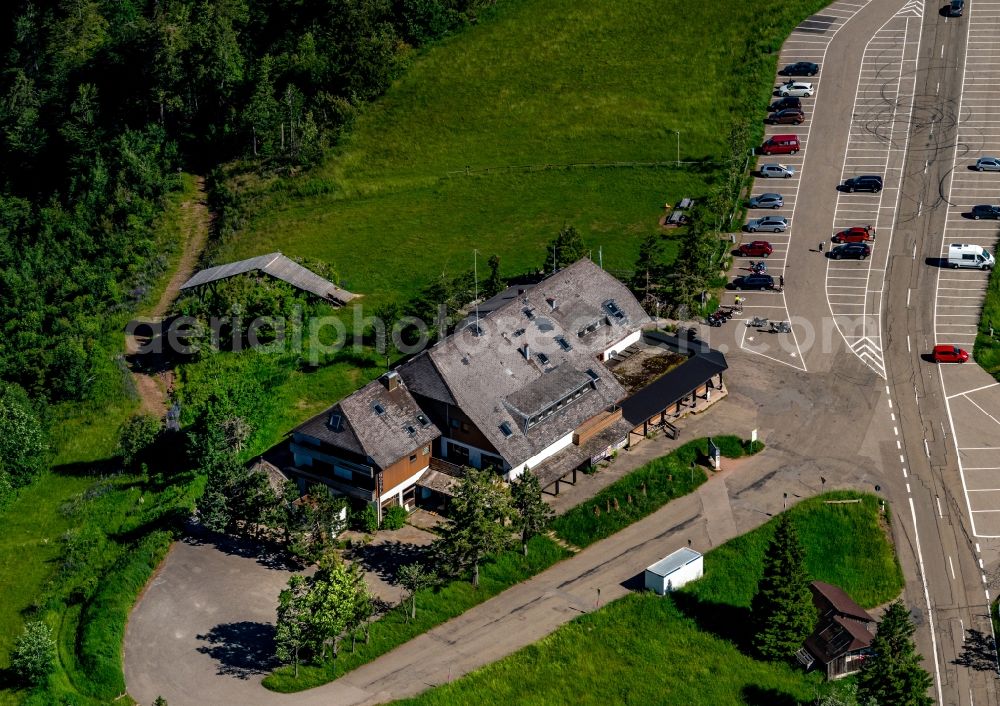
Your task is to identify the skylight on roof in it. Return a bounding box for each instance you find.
[328,413,341,431]
[556,336,572,351]
[373,402,386,416]
[499,421,513,438]
[603,299,626,321]
[522,307,535,320]
[537,352,550,365]
[405,424,417,436]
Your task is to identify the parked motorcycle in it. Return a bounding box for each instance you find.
[747,316,768,328]
[769,320,791,333]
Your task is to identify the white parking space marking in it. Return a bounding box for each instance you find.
[934,0,1000,538]
[823,4,923,379]
[729,0,872,369]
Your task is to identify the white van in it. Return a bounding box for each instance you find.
[948,243,995,270]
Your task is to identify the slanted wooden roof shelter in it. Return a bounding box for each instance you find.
[180,252,357,305]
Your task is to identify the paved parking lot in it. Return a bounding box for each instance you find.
[935,0,1000,537]
[729,0,870,371]
[824,1,923,379]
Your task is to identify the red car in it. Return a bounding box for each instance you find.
[737,240,774,257]
[932,345,969,364]
[831,225,875,243]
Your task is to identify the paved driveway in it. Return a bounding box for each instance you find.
[124,530,304,706]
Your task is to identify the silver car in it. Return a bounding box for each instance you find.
[976,157,1000,172]
[749,193,784,209]
[746,216,788,233]
[760,163,795,178]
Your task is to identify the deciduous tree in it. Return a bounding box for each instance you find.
[544,224,586,271]
[275,574,312,678]
[11,620,56,686]
[750,513,816,661]
[397,562,434,620]
[0,383,47,487]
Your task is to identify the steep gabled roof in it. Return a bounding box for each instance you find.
[811,581,874,623]
[294,375,440,470]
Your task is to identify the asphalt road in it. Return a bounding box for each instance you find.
[726,0,1000,702]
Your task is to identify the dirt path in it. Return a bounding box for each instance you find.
[129,176,211,418]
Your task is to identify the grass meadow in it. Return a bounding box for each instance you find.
[214,0,831,307]
[395,492,902,706]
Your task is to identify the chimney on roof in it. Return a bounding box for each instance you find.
[521,344,530,360]
[383,371,401,391]
[548,297,557,311]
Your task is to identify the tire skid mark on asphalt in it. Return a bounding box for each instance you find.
[824,6,923,380]
[728,0,873,370]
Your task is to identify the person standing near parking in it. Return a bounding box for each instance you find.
[818,241,824,252]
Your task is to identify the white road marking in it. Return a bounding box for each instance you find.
[909,496,944,706]
[937,496,944,518]
[950,555,957,580]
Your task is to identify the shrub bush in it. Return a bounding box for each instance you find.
[382,505,408,531]
[11,620,56,686]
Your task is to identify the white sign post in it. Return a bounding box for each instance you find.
[708,438,721,471]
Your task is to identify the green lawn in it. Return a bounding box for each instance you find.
[551,436,761,548]
[0,474,96,673]
[395,492,902,706]
[215,0,830,308]
[974,238,1000,377]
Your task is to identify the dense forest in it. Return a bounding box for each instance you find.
[0,0,483,410]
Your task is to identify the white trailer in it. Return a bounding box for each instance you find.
[948,243,995,270]
[644,547,703,595]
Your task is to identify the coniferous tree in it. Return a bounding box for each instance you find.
[484,254,505,297]
[510,470,553,556]
[857,601,933,706]
[750,513,817,661]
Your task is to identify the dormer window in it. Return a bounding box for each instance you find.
[416,413,431,427]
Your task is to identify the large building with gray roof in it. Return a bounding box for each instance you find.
[287,258,657,516]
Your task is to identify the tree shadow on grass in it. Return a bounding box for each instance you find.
[196,621,279,679]
[741,684,799,706]
[953,628,998,672]
[670,591,755,652]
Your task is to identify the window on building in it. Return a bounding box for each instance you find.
[450,418,460,429]
[461,422,470,432]
[334,466,353,481]
[499,421,513,438]
[405,424,417,436]
[416,413,431,427]
[373,402,386,416]
[537,352,549,365]
[410,454,417,462]
[422,446,430,455]
[328,413,341,431]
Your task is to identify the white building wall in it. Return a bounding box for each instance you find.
[602,329,642,361]
[506,430,575,481]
